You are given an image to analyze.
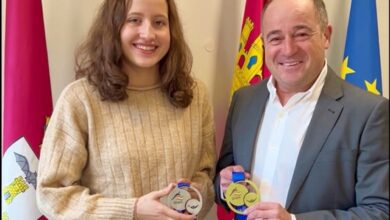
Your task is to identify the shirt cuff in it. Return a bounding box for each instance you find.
[220,184,226,200]
[290,214,296,220]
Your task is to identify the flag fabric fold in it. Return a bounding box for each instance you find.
[2,0,52,219]
[341,0,382,95]
[218,0,270,219]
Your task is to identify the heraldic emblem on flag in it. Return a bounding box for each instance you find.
[2,138,42,219]
[230,0,270,97]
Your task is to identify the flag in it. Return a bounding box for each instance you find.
[341,0,382,95]
[2,0,52,219]
[230,0,270,97]
[218,0,270,219]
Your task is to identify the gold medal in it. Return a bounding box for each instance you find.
[224,174,260,215]
[225,183,248,206]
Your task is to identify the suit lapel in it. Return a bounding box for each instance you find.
[236,82,269,172]
[285,70,344,209]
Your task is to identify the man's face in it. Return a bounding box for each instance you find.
[262,0,332,94]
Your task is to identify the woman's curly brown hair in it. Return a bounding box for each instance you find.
[75,0,194,108]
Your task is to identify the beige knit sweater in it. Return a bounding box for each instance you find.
[37,78,217,219]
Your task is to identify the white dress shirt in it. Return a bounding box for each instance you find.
[251,63,328,210]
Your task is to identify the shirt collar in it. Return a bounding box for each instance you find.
[267,60,328,107]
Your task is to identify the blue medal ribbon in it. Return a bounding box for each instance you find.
[232,172,247,220]
[178,182,190,188]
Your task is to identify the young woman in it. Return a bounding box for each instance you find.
[36,0,216,219]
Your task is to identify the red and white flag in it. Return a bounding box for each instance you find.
[2,0,52,219]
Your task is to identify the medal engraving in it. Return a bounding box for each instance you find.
[225,177,260,215]
[185,198,201,215]
[225,183,248,206]
[166,182,203,215]
[167,188,191,211]
[244,192,258,207]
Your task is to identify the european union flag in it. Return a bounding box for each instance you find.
[341,0,382,95]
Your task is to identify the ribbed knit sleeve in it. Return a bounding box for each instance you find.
[190,81,217,218]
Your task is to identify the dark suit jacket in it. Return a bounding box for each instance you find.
[214,68,389,219]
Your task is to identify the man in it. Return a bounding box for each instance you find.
[214,0,389,219]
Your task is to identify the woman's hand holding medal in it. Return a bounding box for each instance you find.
[135,183,196,220]
[166,179,203,216]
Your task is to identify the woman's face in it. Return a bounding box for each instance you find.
[120,0,170,70]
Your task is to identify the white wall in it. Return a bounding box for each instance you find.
[36,0,390,147]
[1,0,389,219]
